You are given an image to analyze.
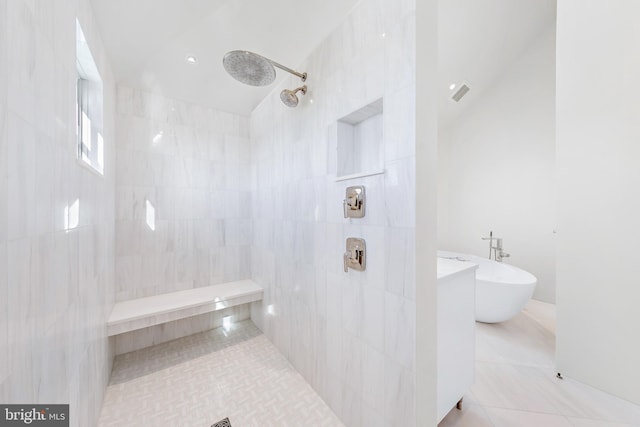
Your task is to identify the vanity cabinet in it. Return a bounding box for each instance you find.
[437,258,477,422]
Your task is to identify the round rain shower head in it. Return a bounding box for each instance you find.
[280,86,307,108]
[223,50,276,87]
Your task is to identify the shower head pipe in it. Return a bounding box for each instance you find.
[271,60,307,82]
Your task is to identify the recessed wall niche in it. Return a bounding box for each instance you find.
[335,98,384,180]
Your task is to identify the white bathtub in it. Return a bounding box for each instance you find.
[438,250,537,323]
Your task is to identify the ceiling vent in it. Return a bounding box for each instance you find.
[451,82,470,102]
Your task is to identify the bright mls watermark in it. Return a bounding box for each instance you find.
[1,405,69,426]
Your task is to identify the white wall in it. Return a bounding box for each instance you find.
[0,0,116,425]
[556,0,640,405]
[250,0,420,425]
[438,25,556,303]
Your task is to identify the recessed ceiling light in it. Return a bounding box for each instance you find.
[186,55,198,64]
[449,83,456,90]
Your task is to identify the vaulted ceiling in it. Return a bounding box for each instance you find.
[90,0,360,115]
[91,0,556,118]
[438,0,556,125]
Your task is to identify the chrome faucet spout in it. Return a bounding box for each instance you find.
[481,231,495,259]
[482,232,510,262]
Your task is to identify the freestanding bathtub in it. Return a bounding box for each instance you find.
[438,250,537,323]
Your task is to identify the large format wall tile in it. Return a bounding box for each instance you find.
[250,0,417,425]
[0,0,116,425]
[114,88,252,347]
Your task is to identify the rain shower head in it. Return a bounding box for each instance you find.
[223,51,276,86]
[223,50,307,87]
[280,85,307,107]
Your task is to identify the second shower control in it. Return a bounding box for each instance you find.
[344,238,366,272]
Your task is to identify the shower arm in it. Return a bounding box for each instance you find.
[292,85,307,95]
[269,60,307,82]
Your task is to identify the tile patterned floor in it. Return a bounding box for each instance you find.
[100,301,640,427]
[439,300,640,427]
[98,320,344,427]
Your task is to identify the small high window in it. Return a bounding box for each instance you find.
[76,19,104,175]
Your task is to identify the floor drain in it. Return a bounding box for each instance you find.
[211,418,232,427]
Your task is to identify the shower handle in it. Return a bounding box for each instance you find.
[343,186,365,219]
[344,248,364,272]
[343,238,366,272]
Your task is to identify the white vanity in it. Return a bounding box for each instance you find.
[437,257,477,422]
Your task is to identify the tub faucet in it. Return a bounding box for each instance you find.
[481,231,496,259]
[481,231,510,262]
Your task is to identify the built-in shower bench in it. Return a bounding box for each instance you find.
[107,280,263,336]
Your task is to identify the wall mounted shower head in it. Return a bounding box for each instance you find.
[223,50,307,86]
[280,86,307,107]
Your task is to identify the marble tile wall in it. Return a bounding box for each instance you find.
[0,0,116,426]
[114,88,251,294]
[249,0,417,425]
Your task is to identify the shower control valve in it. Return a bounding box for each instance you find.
[344,238,366,272]
[343,185,365,219]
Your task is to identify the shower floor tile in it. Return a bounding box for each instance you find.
[98,320,344,427]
